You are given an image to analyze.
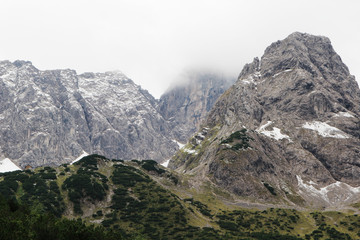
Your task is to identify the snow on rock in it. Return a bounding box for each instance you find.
[296,175,360,203]
[272,69,293,78]
[256,121,292,141]
[241,71,261,85]
[172,140,185,149]
[257,121,272,131]
[183,148,198,155]
[71,151,89,165]
[242,75,255,85]
[333,112,355,118]
[302,121,349,139]
[0,158,21,173]
[161,159,170,168]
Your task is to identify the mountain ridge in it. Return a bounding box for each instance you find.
[0,61,232,169]
[170,32,360,208]
[0,61,179,167]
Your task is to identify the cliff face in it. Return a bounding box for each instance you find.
[158,71,235,142]
[0,61,177,167]
[0,59,234,168]
[170,32,360,207]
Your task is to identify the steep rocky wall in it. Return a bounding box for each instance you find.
[0,61,178,167]
[159,71,235,142]
[170,32,360,208]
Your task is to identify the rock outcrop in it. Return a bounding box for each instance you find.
[0,61,178,167]
[0,60,234,168]
[158,71,234,142]
[170,32,360,208]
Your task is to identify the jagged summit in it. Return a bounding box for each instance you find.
[260,32,350,81]
[0,60,232,169]
[229,32,359,125]
[170,33,360,208]
[240,32,351,82]
[11,60,34,68]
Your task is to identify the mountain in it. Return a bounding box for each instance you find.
[2,154,360,239]
[0,60,234,169]
[159,71,235,142]
[0,61,178,168]
[170,32,360,208]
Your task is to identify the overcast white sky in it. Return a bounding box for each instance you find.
[0,0,359,98]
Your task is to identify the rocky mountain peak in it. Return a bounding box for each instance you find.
[12,60,33,68]
[238,57,260,79]
[0,62,180,168]
[170,32,360,208]
[0,57,235,170]
[260,32,350,81]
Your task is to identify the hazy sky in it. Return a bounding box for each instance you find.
[0,0,359,98]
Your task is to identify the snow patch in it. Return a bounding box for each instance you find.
[224,144,232,148]
[297,175,360,203]
[258,121,272,131]
[0,158,21,173]
[302,121,349,139]
[197,133,205,140]
[0,69,17,88]
[70,151,89,165]
[183,148,198,155]
[272,69,293,78]
[161,159,170,168]
[333,112,355,118]
[256,121,292,141]
[242,75,255,85]
[254,71,261,78]
[241,71,261,85]
[172,140,185,149]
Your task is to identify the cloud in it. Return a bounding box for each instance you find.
[0,0,359,98]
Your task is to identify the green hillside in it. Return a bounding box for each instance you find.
[1,154,360,239]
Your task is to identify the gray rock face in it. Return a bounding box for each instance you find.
[158,71,235,142]
[170,32,360,207]
[0,61,177,167]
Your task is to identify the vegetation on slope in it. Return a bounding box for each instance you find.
[220,128,253,150]
[0,194,124,240]
[1,154,360,239]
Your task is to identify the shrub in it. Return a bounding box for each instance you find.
[62,172,106,214]
[264,183,277,196]
[141,160,165,175]
[111,165,149,187]
[221,128,252,150]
